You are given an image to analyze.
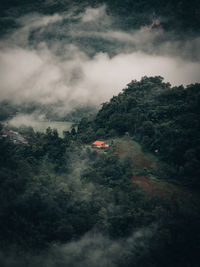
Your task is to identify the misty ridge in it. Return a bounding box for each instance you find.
[0,1,200,267]
[0,4,200,117]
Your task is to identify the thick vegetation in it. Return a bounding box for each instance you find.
[0,76,200,266]
[78,76,200,187]
[1,0,199,35]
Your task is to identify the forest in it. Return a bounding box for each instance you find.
[0,76,200,267]
[1,0,199,34]
[0,0,200,266]
[78,77,200,185]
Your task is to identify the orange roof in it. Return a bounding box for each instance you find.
[92,141,106,145]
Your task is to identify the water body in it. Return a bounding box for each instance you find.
[29,121,73,137]
[6,120,73,137]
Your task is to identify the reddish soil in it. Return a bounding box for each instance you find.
[131,175,180,201]
[114,139,185,201]
[131,175,154,193]
[132,154,156,170]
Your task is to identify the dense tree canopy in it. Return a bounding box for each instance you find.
[0,77,200,266]
[79,76,200,187]
[1,0,199,35]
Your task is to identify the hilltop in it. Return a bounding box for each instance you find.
[77,76,200,189]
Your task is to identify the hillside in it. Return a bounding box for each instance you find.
[1,0,200,35]
[0,77,200,266]
[0,0,200,265]
[112,137,198,203]
[78,76,200,188]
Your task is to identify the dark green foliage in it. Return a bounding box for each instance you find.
[77,116,97,143]
[0,132,140,250]
[0,113,200,266]
[0,77,200,266]
[1,0,199,36]
[93,76,200,187]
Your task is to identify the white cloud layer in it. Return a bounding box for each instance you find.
[1,46,199,107]
[81,5,107,22]
[0,6,200,112]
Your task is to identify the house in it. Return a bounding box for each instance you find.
[1,130,28,145]
[92,141,109,149]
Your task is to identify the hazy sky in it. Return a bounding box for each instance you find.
[0,5,200,112]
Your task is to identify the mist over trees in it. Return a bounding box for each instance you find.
[0,77,200,266]
[0,0,200,113]
[0,0,200,266]
[1,0,199,34]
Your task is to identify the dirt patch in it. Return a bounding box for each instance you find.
[131,175,154,193]
[113,139,158,170]
[133,154,156,169]
[114,138,188,202]
[131,175,181,201]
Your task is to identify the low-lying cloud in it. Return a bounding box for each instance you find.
[0,5,200,113]
[0,226,156,267]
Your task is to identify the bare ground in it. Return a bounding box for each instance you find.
[113,138,185,201]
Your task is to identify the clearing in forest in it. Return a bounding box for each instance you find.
[112,138,183,200]
[113,138,159,170]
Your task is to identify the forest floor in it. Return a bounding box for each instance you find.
[112,137,195,203]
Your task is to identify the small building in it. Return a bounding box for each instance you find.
[92,140,109,149]
[1,130,28,145]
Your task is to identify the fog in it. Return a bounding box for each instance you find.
[0,138,157,266]
[0,226,156,267]
[0,5,200,113]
